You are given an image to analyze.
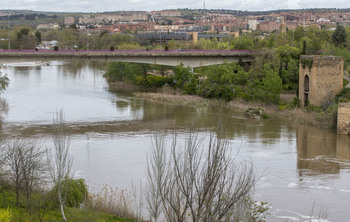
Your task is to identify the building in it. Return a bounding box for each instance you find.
[37,23,59,30]
[64,17,75,25]
[337,102,350,135]
[150,10,181,17]
[299,55,343,107]
[248,20,258,31]
[258,21,281,33]
[37,40,58,49]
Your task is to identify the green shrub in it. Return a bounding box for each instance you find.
[304,103,322,112]
[344,78,349,87]
[49,178,88,208]
[198,82,235,102]
[53,46,58,51]
[278,104,288,111]
[135,75,173,88]
[0,208,11,222]
[337,88,350,102]
[64,178,88,208]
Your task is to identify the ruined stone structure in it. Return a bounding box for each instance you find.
[337,102,350,135]
[299,55,343,107]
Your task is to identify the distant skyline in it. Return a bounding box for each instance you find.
[1,0,350,13]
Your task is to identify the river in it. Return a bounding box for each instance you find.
[1,60,349,221]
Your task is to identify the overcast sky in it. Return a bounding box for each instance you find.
[1,0,350,12]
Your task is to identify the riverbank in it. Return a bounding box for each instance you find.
[134,87,335,130]
[107,81,336,130]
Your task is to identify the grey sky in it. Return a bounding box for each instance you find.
[1,0,350,12]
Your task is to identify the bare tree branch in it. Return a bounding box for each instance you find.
[47,110,73,221]
[146,122,259,222]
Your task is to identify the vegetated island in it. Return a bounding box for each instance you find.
[104,59,350,131]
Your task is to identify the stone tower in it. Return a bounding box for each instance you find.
[337,102,350,134]
[299,55,343,107]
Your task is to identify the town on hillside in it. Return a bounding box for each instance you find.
[0,9,350,49]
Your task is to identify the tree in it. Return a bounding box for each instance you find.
[47,110,73,221]
[174,64,197,95]
[259,63,282,103]
[2,137,45,208]
[69,24,77,30]
[0,71,10,97]
[146,123,259,222]
[332,24,347,47]
[99,30,109,38]
[35,31,42,43]
[17,28,29,40]
[145,129,166,222]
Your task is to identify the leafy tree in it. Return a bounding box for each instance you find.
[286,59,299,90]
[174,64,198,94]
[275,44,299,84]
[17,28,29,39]
[0,72,10,97]
[332,24,347,47]
[49,178,88,208]
[232,35,254,49]
[302,40,307,55]
[99,30,108,38]
[35,31,41,42]
[117,43,144,49]
[197,62,248,101]
[69,24,77,30]
[104,62,127,82]
[257,63,282,103]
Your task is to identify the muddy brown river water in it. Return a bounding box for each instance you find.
[1,60,349,221]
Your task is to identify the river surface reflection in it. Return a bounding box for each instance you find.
[1,60,349,221]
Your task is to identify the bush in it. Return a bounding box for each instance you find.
[53,46,59,51]
[0,208,11,222]
[110,46,115,51]
[135,75,173,88]
[165,45,169,51]
[49,178,88,208]
[64,178,88,208]
[104,62,126,82]
[198,82,235,101]
[338,88,350,102]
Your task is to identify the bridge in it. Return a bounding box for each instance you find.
[0,49,255,68]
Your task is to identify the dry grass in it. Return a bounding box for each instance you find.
[107,81,142,91]
[134,92,211,106]
[86,184,136,219]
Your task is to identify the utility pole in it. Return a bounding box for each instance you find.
[227,33,230,51]
[159,29,162,51]
[87,32,90,51]
[8,14,11,51]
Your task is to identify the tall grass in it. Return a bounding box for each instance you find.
[86,184,135,219]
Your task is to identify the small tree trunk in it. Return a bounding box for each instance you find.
[58,189,67,221]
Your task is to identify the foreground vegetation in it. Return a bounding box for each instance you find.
[0,109,268,221]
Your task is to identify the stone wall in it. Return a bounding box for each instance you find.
[299,56,343,107]
[337,102,350,135]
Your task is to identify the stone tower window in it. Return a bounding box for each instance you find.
[304,75,309,92]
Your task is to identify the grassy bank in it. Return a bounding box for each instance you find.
[0,186,135,222]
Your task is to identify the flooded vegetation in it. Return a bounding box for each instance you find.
[1,60,350,221]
